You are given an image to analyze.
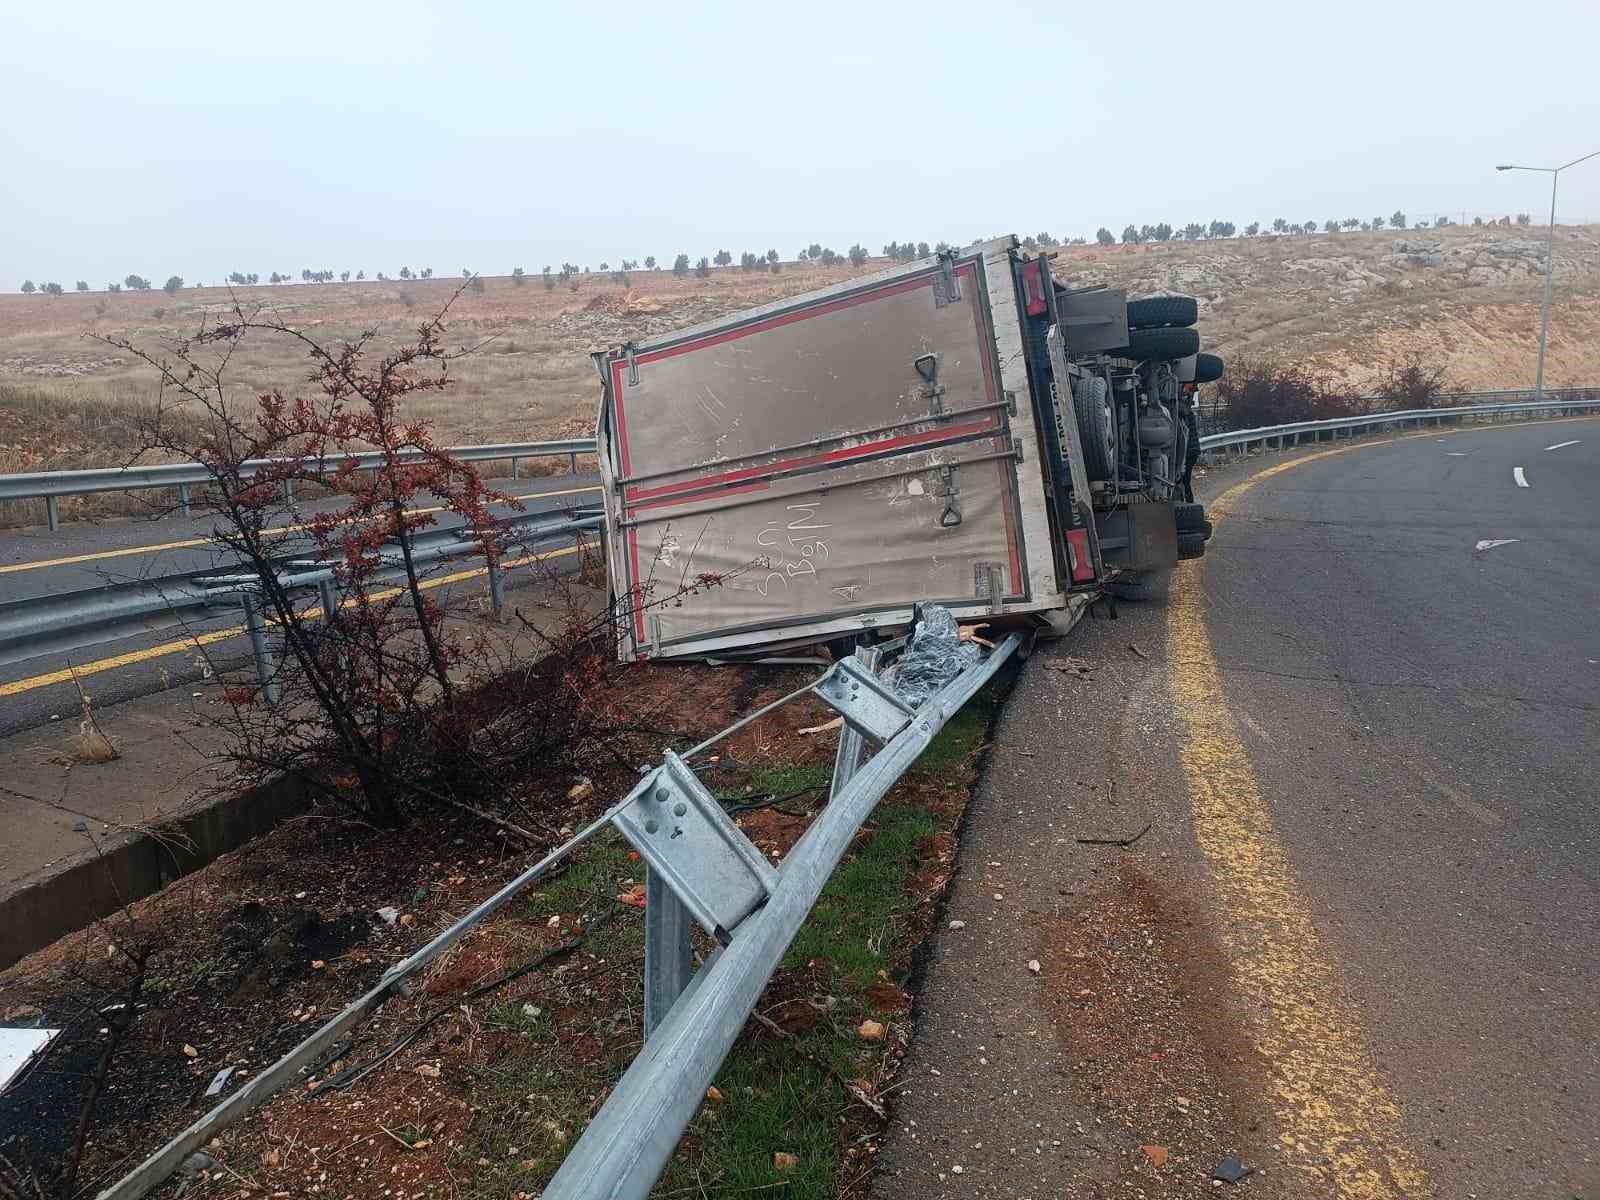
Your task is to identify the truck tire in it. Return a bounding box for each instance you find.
[1107,569,1171,601]
[1174,502,1211,539]
[1177,533,1207,560]
[1073,376,1115,482]
[1114,326,1201,362]
[1194,352,1225,383]
[1126,295,1197,330]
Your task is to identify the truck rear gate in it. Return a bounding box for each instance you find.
[596,249,1064,661]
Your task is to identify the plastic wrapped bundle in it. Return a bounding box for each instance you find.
[892,605,980,708]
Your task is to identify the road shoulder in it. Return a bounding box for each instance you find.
[871,596,1292,1199]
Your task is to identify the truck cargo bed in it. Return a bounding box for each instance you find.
[596,245,1063,660]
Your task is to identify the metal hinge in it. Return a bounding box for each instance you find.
[932,253,963,308]
[914,353,946,417]
[973,562,1005,613]
[1004,389,1017,417]
[1012,437,1025,463]
[937,465,962,527]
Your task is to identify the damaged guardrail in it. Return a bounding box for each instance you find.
[1198,395,1600,457]
[0,508,602,673]
[94,609,1019,1200]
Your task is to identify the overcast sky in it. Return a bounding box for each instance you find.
[3,0,1598,288]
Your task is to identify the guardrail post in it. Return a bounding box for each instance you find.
[317,579,339,622]
[643,869,694,1037]
[486,556,504,616]
[240,592,280,706]
[177,483,191,518]
[569,451,578,474]
[45,495,58,532]
[282,478,294,505]
[510,456,520,480]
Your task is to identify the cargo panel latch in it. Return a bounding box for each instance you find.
[938,465,962,528]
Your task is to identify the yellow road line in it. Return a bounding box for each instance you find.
[0,544,582,699]
[1166,440,1430,1196]
[0,485,602,576]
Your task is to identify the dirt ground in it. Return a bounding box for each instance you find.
[4,224,1598,485]
[0,643,1012,1200]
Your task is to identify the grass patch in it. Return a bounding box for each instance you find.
[784,800,936,987]
[452,685,1005,1198]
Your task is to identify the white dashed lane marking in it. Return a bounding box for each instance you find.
[1513,466,1530,488]
[1545,439,1580,451]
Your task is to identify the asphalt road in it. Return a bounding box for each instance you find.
[1201,417,1599,1197]
[876,416,1599,1199]
[0,474,603,734]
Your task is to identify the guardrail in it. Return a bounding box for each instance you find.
[0,439,599,531]
[94,619,1019,1200]
[1198,395,1600,456]
[0,507,602,675]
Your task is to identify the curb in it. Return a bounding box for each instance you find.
[0,771,308,970]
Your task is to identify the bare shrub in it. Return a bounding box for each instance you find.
[99,292,728,829]
[1375,352,1451,409]
[1211,359,1372,430]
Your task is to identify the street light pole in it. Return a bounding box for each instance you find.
[1496,150,1600,403]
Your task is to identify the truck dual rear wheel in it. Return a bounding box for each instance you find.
[1126,295,1198,330]
[1174,502,1212,540]
[1116,326,1201,362]
[1177,533,1207,560]
[1072,376,1116,482]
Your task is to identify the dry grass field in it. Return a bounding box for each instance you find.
[3,224,1598,520]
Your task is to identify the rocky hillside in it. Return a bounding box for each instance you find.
[1055,223,1600,392]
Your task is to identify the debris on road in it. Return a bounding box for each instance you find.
[858,1019,885,1041]
[1141,1144,1170,1168]
[1076,821,1153,848]
[1027,959,1041,974]
[1044,656,1096,677]
[1212,1156,1252,1183]
[1128,643,1150,660]
[203,1066,235,1098]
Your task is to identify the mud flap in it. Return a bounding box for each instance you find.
[1094,502,1178,573]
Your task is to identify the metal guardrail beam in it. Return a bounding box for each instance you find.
[93,624,1017,1200]
[543,632,1021,1199]
[0,508,602,671]
[0,439,599,530]
[1199,396,1600,454]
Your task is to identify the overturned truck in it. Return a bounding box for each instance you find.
[593,235,1223,660]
